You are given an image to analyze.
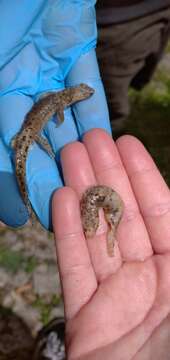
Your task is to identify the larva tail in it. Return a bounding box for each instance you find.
[107,229,116,257]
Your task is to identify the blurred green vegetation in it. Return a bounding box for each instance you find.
[122,67,170,187]
[33,294,62,325]
[0,245,37,274]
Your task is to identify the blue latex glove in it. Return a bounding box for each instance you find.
[0,0,111,230]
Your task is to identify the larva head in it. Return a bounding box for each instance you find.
[72,83,94,102]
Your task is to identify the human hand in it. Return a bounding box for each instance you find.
[52,129,170,360]
[0,1,111,229]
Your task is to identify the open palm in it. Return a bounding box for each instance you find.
[52,129,170,360]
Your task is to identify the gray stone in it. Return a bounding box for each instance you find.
[0,269,10,288]
[13,271,30,288]
[33,265,60,296]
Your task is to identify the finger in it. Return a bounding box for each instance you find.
[61,140,123,282]
[117,135,170,254]
[52,187,97,320]
[65,49,112,136]
[83,129,153,261]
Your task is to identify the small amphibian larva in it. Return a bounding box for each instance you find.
[80,185,124,256]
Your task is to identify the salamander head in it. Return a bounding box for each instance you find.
[78,83,95,98]
[57,83,95,113]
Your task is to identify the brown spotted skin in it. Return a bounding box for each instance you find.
[12,84,94,218]
[80,185,124,256]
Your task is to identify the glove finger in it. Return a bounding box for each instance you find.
[65,49,112,137]
[26,142,63,230]
[0,93,63,230]
[43,106,79,161]
[0,94,33,147]
[0,139,28,227]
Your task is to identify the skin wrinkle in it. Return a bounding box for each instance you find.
[56,239,93,276]
[131,258,170,359]
[94,161,124,177]
[122,205,140,222]
[63,265,97,322]
[116,260,158,359]
[67,259,157,359]
[142,201,170,218]
[126,166,159,180]
[56,230,84,242]
[97,261,122,284]
[132,314,170,359]
[120,160,170,223]
[118,207,152,261]
[60,262,93,283]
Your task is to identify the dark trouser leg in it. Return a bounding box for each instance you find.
[96,6,170,132]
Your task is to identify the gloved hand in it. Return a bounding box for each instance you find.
[0,0,111,230]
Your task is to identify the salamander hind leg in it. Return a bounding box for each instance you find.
[56,106,65,126]
[11,134,19,150]
[35,134,55,159]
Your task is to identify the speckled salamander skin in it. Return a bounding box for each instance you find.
[11,84,94,218]
[80,185,124,256]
